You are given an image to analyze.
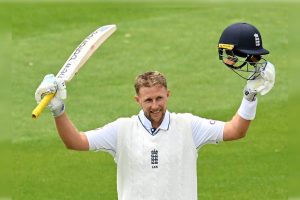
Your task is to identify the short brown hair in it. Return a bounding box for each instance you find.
[134,71,167,94]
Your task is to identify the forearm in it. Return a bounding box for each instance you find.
[54,113,89,150]
[223,98,256,141]
[225,114,251,140]
[35,75,89,150]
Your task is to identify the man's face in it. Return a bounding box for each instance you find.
[135,85,170,128]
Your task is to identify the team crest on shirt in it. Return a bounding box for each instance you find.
[254,33,260,46]
[151,149,159,168]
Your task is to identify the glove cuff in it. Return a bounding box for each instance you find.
[50,103,65,117]
[238,97,257,120]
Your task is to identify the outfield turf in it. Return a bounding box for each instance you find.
[9,1,290,199]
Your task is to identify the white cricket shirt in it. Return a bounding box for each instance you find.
[84,110,224,200]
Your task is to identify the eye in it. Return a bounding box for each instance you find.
[144,98,152,103]
[157,96,163,101]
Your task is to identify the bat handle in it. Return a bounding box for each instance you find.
[32,93,55,119]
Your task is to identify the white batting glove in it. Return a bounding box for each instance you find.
[244,61,276,102]
[35,74,67,117]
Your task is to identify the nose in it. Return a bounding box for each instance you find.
[151,100,159,110]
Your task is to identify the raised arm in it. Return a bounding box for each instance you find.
[223,62,275,141]
[54,113,89,150]
[35,74,89,151]
[223,112,251,141]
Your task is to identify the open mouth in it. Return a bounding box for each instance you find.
[151,110,161,117]
[151,110,160,113]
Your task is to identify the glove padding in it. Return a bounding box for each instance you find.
[35,74,67,117]
[244,61,275,101]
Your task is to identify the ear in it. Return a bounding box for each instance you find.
[167,90,170,97]
[134,95,140,103]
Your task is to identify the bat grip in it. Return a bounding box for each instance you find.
[32,93,55,119]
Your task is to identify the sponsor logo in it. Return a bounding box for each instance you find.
[57,31,99,78]
[210,120,216,125]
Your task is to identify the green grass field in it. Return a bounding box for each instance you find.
[4,0,292,199]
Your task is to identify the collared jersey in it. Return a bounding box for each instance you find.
[84,110,224,156]
[84,111,224,200]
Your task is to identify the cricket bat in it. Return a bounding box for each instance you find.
[32,24,117,119]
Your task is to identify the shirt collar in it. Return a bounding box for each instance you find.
[138,110,170,134]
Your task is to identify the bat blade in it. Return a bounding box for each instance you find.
[56,24,117,82]
[32,24,117,119]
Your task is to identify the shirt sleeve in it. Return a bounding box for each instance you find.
[189,114,225,149]
[83,119,119,156]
